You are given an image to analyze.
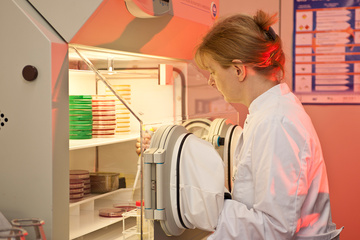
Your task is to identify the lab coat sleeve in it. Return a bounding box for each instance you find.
[208,117,308,239]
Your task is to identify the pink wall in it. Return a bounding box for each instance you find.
[304,105,360,239]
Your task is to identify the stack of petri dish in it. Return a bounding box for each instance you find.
[92,95,116,138]
[105,85,131,135]
[83,177,91,196]
[69,170,90,202]
[69,95,93,139]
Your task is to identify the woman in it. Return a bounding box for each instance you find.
[194,10,343,240]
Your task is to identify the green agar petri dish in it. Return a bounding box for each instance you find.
[69,104,92,110]
[69,120,93,125]
[69,100,92,105]
[70,125,93,130]
[69,95,92,100]
[69,115,93,121]
[69,128,92,139]
[70,134,92,139]
[69,129,92,134]
[69,110,92,115]
[69,95,92,105]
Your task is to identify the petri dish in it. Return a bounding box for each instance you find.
[70,170,90,180]
[70,182,84,189]
[113,204,136,212]
[69,120,93,125]
[93,116,116,121]
[70,115,93,121]
[69,192,84,199]
[69,125,93,130]
[69,104,92,110]
[99,208,127,218]
[93,121,116,125]
[92,125,116,130]
[69,100,92,105]
[69,130,92,139]
[93,130,116,134]
[92,106,116,111]
[69,188,84,194]
[69,130,92,133]
[69,95,92,100]
[93,113,116,117]
[83,178,90,184]
[69,134,92,140]
[70,178,83,184]
[69,109,92,115]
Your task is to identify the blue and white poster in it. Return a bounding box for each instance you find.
[293,0,360,104]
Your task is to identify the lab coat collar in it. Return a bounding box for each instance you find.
[248,82,290,115]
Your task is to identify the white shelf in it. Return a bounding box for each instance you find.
[69,188,138,239]
[69,134,139,150]
[70,205,128,239]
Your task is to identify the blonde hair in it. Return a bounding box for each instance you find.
[195,10,285,79]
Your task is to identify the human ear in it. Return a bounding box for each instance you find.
[233,63,246,82]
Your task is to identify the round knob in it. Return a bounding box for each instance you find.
[22,65,38,81]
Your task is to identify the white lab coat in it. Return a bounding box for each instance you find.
[208,83,343,240]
